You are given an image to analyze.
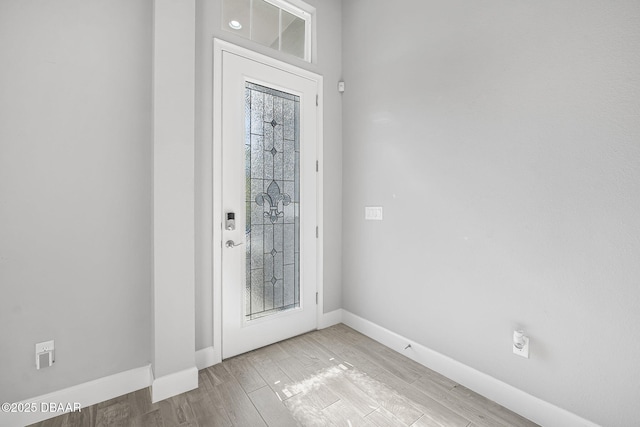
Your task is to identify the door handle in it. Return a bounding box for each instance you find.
[225,240,244,248]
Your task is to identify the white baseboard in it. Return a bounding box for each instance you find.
[9,311,597,426]
[341,310,600,427]
[319,308,344,329]
[195,346,218,370]
[151,366,198,403]
[0,365,152,427]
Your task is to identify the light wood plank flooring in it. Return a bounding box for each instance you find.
[30,324,539,427]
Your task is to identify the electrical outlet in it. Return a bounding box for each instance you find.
[513,332,529,358]
[35,340,55,369]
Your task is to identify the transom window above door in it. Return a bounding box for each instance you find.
[222,0,313,61]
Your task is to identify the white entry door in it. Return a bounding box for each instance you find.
[220,47,320,359]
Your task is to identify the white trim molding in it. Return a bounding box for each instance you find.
[341,310,600,427]
[195,346,219,370]
[0,365,152,427]
[319,308,344,329]
[151,367,198,403]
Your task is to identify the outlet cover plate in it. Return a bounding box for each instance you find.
[513,337,530,358]
[35,340,55,369]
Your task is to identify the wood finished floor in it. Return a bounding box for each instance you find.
[31,324,539,427]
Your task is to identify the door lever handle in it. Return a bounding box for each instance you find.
[225,240,244,248]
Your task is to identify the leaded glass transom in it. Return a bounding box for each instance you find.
[245,82,300,320]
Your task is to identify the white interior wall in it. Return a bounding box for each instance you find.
[341,1,640,425]
[0,0,339,406]
[0,0,153,403]
[3,1,638,424]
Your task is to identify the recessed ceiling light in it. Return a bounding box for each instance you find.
[229,20,242,30]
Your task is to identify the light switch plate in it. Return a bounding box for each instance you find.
[365,206,383,220]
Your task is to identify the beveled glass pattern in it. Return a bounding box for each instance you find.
[245,82,300,320]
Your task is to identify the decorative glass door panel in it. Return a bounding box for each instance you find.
[245,82,300,320]
[219,47,319,359]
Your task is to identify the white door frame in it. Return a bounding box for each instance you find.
[212,39,323,363]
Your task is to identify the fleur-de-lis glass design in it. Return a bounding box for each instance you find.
[245,81,300,320]
[256,180,291,223]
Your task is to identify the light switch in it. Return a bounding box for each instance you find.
[365,206,383,220]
